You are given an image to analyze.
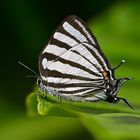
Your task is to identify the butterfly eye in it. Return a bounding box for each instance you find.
[37,79,41,86]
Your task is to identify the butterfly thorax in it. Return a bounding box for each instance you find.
[105,79,120,103]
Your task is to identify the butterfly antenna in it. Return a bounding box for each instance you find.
[25,75,39,78]
[18,61,39,77]
[113,59,125,70]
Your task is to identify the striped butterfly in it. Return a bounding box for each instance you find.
[37,15,133,109]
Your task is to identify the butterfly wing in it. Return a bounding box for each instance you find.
[39,15,112,101]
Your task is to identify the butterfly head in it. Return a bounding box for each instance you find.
[105,77,132,101]
[106,59,133,101]
[106,77,134,109]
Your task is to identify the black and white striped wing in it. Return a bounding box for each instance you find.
[39,15,112,101]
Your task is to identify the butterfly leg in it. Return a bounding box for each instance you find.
[119,77,133,87]
[115,97,134,110]
[57,96,63,104]
[37,88,45,107]
[37,88,46,101]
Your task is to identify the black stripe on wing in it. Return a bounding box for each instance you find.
[77,89,105,97]
[45,82,105,88]
[44,69,103,81]
[50,38,70,50]
[57,87,104,95]
[41,52,101,77]
[58,87,94,94]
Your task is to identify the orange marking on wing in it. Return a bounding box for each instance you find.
[102,71,109,80]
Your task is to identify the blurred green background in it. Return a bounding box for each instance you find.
[0,0,140,140]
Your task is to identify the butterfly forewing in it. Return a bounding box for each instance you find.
[39,15,112,101]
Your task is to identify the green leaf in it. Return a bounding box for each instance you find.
[26,92,38,117]
[81,113,140,140]
[37,94,54,116]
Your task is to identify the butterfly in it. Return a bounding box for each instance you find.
[37,15,133,109]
